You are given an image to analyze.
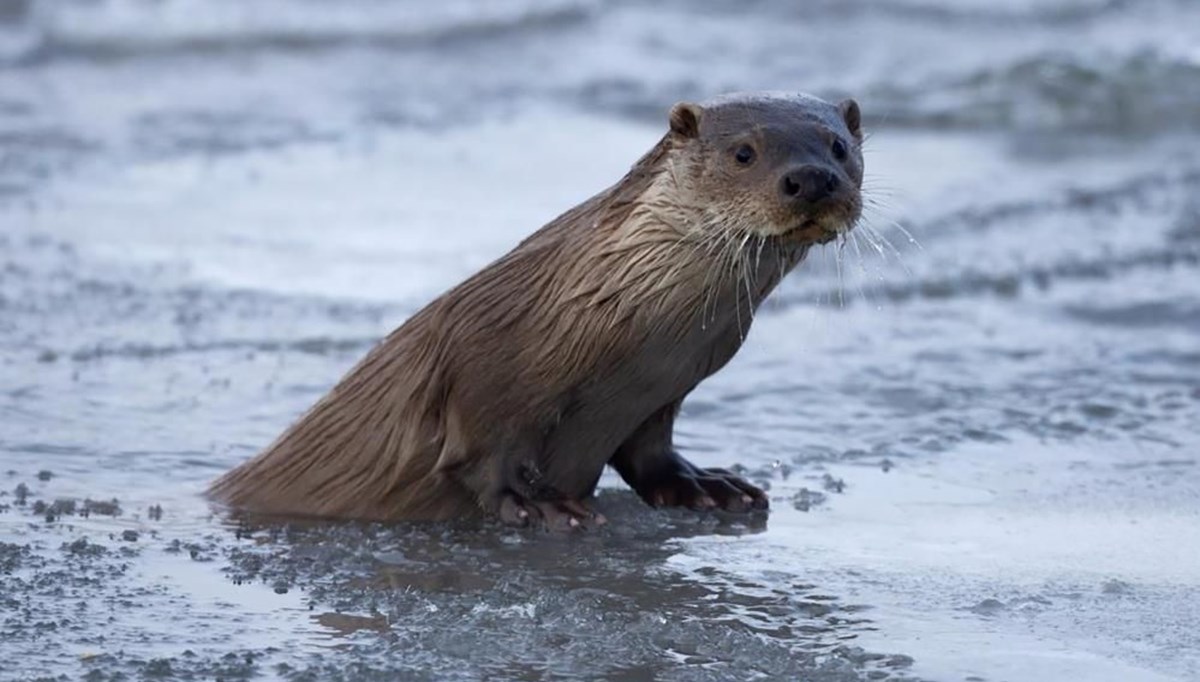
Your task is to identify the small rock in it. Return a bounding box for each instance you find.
[792,488,827,512]
[969,598,1006,615]
[63,538,107,557]
[143,658,173,678]
[120,530,139,542]
[1102,579,1133,595]
[51,499,77,516]
[821,474,846,493]
[83,498,121,517]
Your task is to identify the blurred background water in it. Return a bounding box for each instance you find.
[1,1,1199,681]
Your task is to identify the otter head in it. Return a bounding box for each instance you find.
[666,92,864,244]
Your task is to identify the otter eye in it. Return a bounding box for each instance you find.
[733,144,756,166]
[831,138,848,162]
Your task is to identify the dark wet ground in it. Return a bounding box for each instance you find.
[2,481,916,682]
[3,1,1200,680]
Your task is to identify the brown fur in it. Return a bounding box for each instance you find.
[209,92,865,522]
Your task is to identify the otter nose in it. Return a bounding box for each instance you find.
[780,166,840,204]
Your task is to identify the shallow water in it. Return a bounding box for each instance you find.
[2,1,1199,680]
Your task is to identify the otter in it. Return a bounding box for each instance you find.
[210,92,864,529]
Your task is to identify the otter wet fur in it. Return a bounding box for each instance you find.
[209,92,865,530]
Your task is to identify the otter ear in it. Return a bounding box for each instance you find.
[668,102,703,139]
[839,99,862,140]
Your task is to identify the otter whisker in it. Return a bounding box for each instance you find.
[856,224,903,293]
[724,228,747,337]
[887,219,923,251]
[834,231,847,309]
[862,218,915,276]
[855,213,904,278]
[848,230,877,309]
[754,234,767,277]
[856,220,889,260]
[774,238,787,295]
[752,234,768,309]
[857,204,910,261]
[861,176,898,198]
[814,241,827,309]
[736,230,756,335]
[684,228,725,330]
[819,237,836,312]
[703,228,733,327]
[696,218,739,329]
[861,193,896,208]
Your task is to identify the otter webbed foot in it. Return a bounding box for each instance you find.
[634,455,769,513]
[497,493,607,531]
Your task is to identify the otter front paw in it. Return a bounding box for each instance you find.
[639,460,769,513]
[497,493,606,531]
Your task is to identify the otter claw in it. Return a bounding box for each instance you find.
[498,493,603,531]
[640,464,769,513]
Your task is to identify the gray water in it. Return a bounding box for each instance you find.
[2,1,1199,680]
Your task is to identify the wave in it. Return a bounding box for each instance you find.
[0,0,594,65]
[692,0,1152,26]
[797,243,1200,306]
[62,336,379,363]
[4,1,1197,138]
[569,48,1200,136]
[918,168,1200,239]
[869,49,1200,133]
[779,165,1200,307]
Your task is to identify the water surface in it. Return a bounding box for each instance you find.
[2,1,1199,680]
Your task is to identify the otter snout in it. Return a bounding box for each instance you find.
[779,165,841,205]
